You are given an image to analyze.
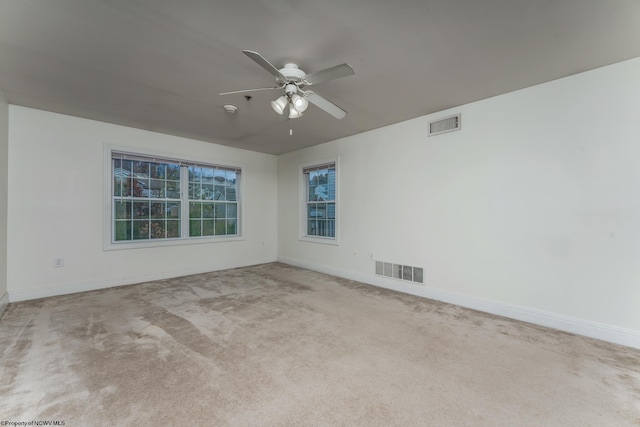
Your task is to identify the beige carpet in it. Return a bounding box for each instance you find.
[1,263,639,426]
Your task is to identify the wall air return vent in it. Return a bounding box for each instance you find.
[428,114,461,136]
[375,261,424,284]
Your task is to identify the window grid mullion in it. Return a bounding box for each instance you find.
[180,165,189,239]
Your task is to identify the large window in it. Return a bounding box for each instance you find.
[303,162,336,239]
[111,151,240,244]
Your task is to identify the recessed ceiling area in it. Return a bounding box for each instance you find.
[1,0,639,154]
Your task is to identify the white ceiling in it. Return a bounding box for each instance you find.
[1,0,639,155]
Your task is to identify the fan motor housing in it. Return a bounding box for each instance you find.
[279,63,306,82]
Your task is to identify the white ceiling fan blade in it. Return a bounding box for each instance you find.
[242,50,287,83]
[304,63,355,85]
[219,86,282,96]
[307,93,347,119]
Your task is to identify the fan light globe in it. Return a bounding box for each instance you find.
[288,106,303,119]
[271,96,287,115]
[290,94,309,113]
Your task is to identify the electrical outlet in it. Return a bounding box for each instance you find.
[369,252,375,261]
[53,257,64,268]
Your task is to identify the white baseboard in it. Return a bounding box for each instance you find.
[0,292,8,318]
[8,257,277,303]
[278,256,640,350]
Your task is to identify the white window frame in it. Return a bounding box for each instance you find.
[298,157,339,245]
[103,144,244,250]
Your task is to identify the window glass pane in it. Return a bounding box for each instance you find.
[188,183,199,200]
[166,164,180,180]
[202,167,214,184]
[114,201,131,219]
[133,161,149,177]
[307,203,315,218]
[227,219,237,235]
[214,168,226,183]
[308,185,317,202]
[189,220,201,236]
[132,178,148,197]
[315,183,329,201]
[167,220,180,238]
[149,179,165,198]
[327,169,336,200]
[150,164,165,179]
[315,169,330,200]
[150,221,165,239]
[166,181,180,199]
[327,203,336,220]
[167,202,180,219]
[189,202,201,219]
[113,178,122,196]
[115,177,131,197]
[189,167,201,182]
[121,178,133,197]
[114,221,131,241]
[121,160,133,175]
[327,219,335,238]
[309,203,326,219]
[200,184,213,200]
[308,220,317,236]
[133,201,149,219]
[202,203,214,219]
[132,221,149,239]
[318,169,328,185]
[226,170,237,184]
[150,202,165,219]
[225,187,237,201]
[113,161,123,197]
[317,220,328,236]
[227,203,237,220]
[214,219,226,235]
[202,220,214,236]
[308,170,318,186]
[215,203,226,219]
[214,185,226,200]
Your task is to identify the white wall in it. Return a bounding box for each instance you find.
[0,89,8,315]
[7,107,278,301]
[278,57,640,348]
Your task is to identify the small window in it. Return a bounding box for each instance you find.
[303,162,336,240]
[110,151,240,245]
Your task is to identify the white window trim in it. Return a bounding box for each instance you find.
[298,157,340,245]
[103,143,245,251]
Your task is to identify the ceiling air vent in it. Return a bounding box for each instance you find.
[428,114,461,136]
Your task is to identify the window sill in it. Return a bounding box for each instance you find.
[298,235,339,246]
[104,235,244,251]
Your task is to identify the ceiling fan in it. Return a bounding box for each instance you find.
[220,50,355,119]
